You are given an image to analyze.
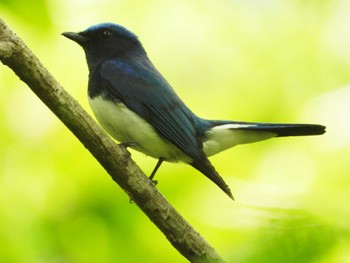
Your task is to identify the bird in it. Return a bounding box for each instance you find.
[62,23,326,200]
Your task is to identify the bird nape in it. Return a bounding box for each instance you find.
[62,23,326,200]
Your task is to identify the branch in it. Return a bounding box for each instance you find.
[0,18,225,263]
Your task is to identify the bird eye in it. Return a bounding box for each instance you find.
[100,30,112,39]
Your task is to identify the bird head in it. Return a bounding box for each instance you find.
[62,23,145,68]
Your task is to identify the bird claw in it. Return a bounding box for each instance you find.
[119,142,138,159]
[151,179,158,186]
[119,142,138,149]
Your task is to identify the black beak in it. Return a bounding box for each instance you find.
[62,32,88,46]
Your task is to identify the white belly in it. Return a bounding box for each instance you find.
[88,95,191,162]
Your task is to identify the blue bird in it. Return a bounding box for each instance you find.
[62,23,326,199]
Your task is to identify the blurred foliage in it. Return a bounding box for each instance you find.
[0,0,51,30]
[1,0,349,262]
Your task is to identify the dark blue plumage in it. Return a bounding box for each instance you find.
[62,23,326,199]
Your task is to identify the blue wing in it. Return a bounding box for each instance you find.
[99,59,204,162]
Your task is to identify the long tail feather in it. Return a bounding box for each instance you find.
[232,123,326,137]
[203,121,326,157]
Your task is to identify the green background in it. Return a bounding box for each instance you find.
[0,1,349,262]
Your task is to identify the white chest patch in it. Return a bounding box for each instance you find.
[88,96,191,162]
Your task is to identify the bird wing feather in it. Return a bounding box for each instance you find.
[99,59,203,161]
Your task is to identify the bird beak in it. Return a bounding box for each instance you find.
[62,31,88,46]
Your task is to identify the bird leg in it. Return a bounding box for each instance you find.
[119,142,138,158]
[119,142,138,149]
[149,158,164,185]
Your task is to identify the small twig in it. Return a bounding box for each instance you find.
[0,18,225,263]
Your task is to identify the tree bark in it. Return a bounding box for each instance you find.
[0,18,225,263]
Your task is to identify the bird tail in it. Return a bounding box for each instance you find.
[230,122,326,137]
[203,121,326,157]
[192,122,325,200]
[191,158,234,200]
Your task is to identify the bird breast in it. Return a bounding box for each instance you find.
[88,95,192,163]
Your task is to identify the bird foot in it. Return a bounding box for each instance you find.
[119,142,138,159]
[151,179,158,186]
[119,142,138,149]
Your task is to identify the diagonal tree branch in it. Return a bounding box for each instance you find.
[0,18,225,263]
